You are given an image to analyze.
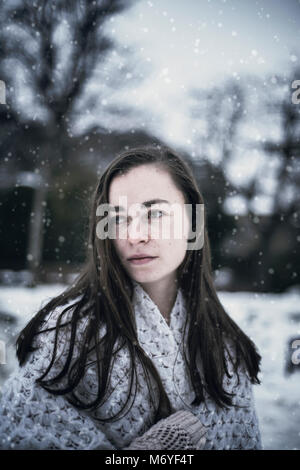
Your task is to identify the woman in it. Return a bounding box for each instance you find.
[0,144,263,450]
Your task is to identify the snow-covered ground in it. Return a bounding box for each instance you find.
[0,283,300,450]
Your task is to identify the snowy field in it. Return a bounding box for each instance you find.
[0,283,300,450]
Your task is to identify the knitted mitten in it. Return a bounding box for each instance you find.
[124,410,207,450]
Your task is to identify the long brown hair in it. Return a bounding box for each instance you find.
[16,143,261,424]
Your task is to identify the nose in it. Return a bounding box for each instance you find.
[127,216,149,244]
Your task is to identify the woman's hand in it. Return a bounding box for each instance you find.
[124,409,207,450]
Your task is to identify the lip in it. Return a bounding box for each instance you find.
[128,256,158,265]
[127,253,157,260]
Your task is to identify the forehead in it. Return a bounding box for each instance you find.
[108,164,185,205]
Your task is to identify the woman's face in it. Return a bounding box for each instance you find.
[108,164,190,287]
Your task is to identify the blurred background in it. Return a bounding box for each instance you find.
[0,0,300,450]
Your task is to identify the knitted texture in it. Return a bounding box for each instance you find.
[0,281,263,450]
[125,410,207,450]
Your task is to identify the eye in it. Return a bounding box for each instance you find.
[148,209,164,219]
[112,215,127,225]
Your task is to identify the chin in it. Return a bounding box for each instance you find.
[130,272,162,284]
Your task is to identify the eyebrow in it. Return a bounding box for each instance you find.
[111,199,170,212]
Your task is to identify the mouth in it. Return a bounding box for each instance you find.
[128,256,158,265]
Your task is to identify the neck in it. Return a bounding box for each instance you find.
[139,275,179,325]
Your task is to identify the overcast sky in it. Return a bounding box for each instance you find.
[78,0,300,214]
[113,0,300,83]
[99,0,300,143]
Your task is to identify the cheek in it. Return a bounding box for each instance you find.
[112,239,126,259]
[182,210,190,240]
[163,237,187,264]
[169,208,190,241]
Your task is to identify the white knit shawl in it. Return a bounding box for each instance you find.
[0,281,263,450]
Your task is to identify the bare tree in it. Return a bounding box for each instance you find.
[0,0,136,174]
[190,79,245,165]
[0,0,137,284]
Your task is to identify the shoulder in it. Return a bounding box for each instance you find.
[31,295,79,346]
[21,295,84,378]
[221,335,257,406]
[28,294,110,378]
